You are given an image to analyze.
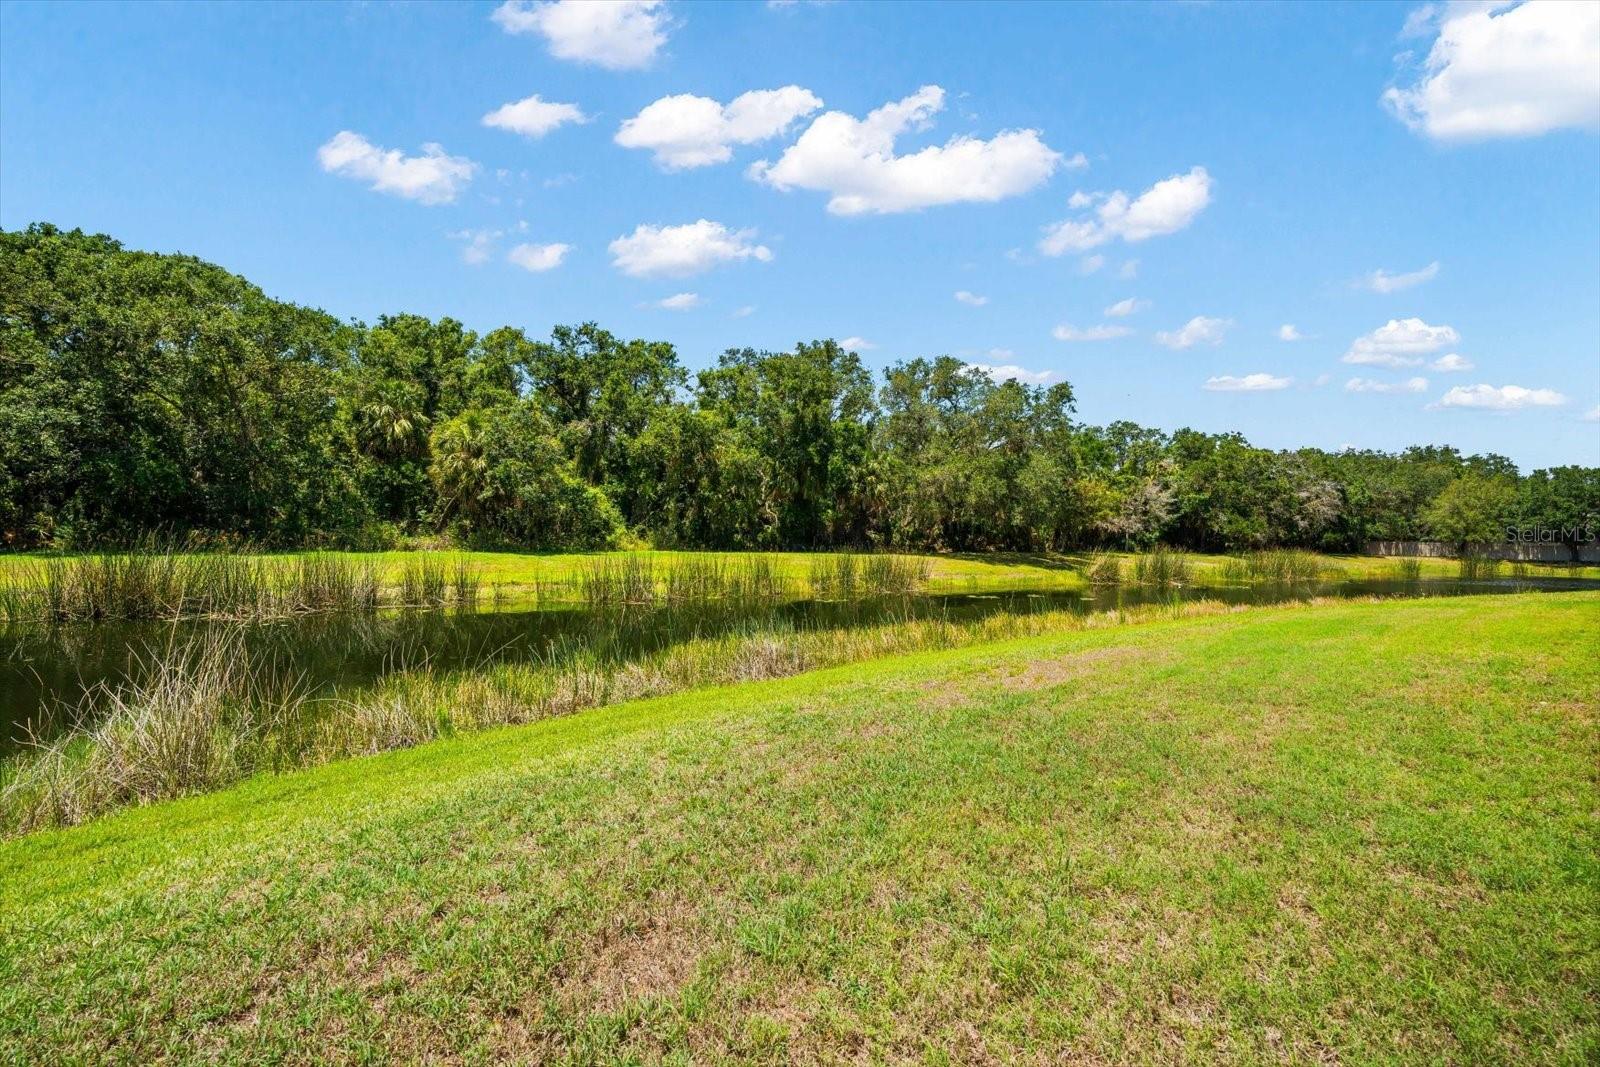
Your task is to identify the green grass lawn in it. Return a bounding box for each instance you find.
[2,594,1597,1063]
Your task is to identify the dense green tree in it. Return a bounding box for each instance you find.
[629,406,768,547]
[1514,466,1600,559]
[5,225,1593,556]
[1425,474,1518,553]
[698,341,874,547]
[1,224,366,546]
[431,404,620,549]
[522,323,683,524]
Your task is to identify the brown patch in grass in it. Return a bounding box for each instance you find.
[557,897,707,1014]
[901,644,1169,715]
[996,644,1170,693]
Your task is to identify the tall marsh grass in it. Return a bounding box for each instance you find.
[1217,549,1326,585]
[808,552,930,599]
[1085,553,1123,585]
[1459,556,1503,581]
[0,550,474,621]
[1,593,1271,836]
[1391,558,1423,582]
[0,632,306,834]
[1131,546,1191,587]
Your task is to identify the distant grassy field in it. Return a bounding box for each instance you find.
[3,593,1595,1063]
[4,546,1595,596]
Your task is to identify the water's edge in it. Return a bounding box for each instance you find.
[4,576,1594,752]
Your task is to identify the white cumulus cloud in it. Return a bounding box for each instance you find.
[1436,383,1568,410]
[1343,317,1459,367]
[968,362,1059,385]
[1156,315,1230,350]
[1278,324,1305,341]
[317,131,477,204]
[749,85,1063,215]
[1583,405,1600,422]
[1203,373,1291,392]
[1431,353,1474,372]
[1361,260,1440,293]
[1346,376,1430,393]
[482,94,589,138]
[954,290,989,307]
[1052,323,1132,342]
[653,292,701,310]
[608,220,772,278]
[1038,166,1212,256]
[507,241,572,271]
[616,87,823,169]
[492,0,668,70]
[1384,1,1600,140]
[1104,297,1147,318]
[840,336,877,351]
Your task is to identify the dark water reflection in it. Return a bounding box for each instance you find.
[3,575,1594,752]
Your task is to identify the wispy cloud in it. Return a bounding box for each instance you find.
[1346,376,1429,394]
[1039,167,1212,255]
[1104,297,1148,318]
[1435,383,1568,410]
[652,291,701,310]
[1203,373,1291,392]
[317,131,477,204]
[1052,323,1132,342]
[1156,316,1230,350]
[507,241,572,272]
[1360,260,1439,294]
[482,94,589,138]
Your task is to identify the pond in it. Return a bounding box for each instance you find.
[3,574,1594,753]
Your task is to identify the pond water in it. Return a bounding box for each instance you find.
[2,575,1594,753]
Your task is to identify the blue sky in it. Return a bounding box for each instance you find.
[3,0,1597,469]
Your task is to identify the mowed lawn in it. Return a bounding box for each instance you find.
[2,595,1596,1064]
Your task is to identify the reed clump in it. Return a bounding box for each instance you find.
[1459,555,1502,581]
[1131,546,1191,587]
[578,554,658,608]
[0,631,305,835]
[1085,553,1123,585]
[809,552,929,599]
[1391,558,1423,582]
[1220,549,1326,585]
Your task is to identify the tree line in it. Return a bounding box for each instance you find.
[3,224,1595,556]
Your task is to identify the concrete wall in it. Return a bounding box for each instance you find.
[1364,540,1600,563]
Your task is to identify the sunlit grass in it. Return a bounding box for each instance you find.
[2,594,1594,1062]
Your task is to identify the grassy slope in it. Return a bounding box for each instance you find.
[2,594,1597,1064]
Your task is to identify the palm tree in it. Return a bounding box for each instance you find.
[429,410,490,525]
[356,387,430,459]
